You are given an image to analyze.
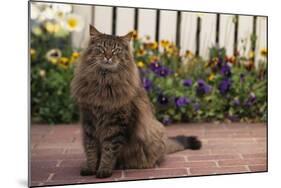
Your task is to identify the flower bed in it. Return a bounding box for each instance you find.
[30,3,267,124]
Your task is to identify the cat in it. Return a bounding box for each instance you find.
[71,25,201,178]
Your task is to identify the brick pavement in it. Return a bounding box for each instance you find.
[30,123,267,187]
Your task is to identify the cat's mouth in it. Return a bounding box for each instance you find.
[99,60,119,69]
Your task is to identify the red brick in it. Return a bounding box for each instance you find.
[124,168,188,178]
[218,158,266,166]
[51,167,122,181]
[242,153,267,159]
[188,154,240,161]
[190,166,249,175]
[60,159,85,167]
[31,160,58,168]
[159,161,216,168]
[248,164,267,172]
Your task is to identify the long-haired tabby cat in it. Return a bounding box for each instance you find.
[71,25,201,178]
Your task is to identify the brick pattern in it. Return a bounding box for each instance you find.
[30,123,267,187]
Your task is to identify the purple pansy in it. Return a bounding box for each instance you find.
[244,92,256,107]
[157,94,169,105]
[193,103,200,111]
[196,79,212,96]
[183,79,192,87]
[221,64,231,77]
[142,78,152,91]
[149,62,161,72]
[218,78,231,95]
[162,116,172,125]
[175,97,190,107]
[233,98,240,106]
[155,66,172,77]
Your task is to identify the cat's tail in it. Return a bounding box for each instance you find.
[166,135,202,154]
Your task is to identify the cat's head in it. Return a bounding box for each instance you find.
[82,25,134,72]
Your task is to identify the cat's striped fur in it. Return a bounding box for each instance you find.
[71,25,201,178]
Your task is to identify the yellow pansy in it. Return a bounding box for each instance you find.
[185,50,194,58]
[150,41,158,49]
[39,69,46,78]
[208,73,215,81]
[45,22,60,33]
[136,48,145,56]
[137,61,145,68]
[46,48,62,64]
[132,30,138,39]
[30,48,36,60]
[260,48,267,57]
[249,51,255,59]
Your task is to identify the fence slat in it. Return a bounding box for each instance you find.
[72,5,92,48]
[138,9,157,41]
[93,6,113,34]
[237,15,253,57]
[159,10,177,43]
[199,13,217,59]
[180,12,197,54]
[116,7,134,36]
[255,17,267,65]
[219,15,235,56]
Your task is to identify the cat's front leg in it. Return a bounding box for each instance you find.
[80,109,99,176]
[96,129,127,178]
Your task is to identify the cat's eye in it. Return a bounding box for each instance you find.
[112,48,121,55]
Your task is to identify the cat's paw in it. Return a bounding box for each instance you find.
[96,168,113,178]
[80,166,95,176]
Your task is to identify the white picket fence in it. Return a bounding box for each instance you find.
[72,4,267,63]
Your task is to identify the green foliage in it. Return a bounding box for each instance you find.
[31,32,267,125]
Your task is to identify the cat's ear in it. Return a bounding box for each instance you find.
[121,31,133,42]
[89,25,101,38]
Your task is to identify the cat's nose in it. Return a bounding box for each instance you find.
[104,57,112,64]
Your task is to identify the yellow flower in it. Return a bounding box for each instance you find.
[46,48,62,64]
[185,50,194,58]
[39,69,46,78]
[30,48,36,59]
[260,48,267,57]
[132,30,138,39]
[70,51,80,63]
[58,57,70,69]
[145,35,150,41]
[208,73,215,81]
[64,14,84,32]
[160,40,170,48]
[32,26,42,36]
[45,22,60,33]
[150,41,158,49]
[137,61,145,68]
[136,48,145,56]
[249,50,255,59]
[149,55,159,63]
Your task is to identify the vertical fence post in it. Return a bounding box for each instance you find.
[215,13,220,45]
[112,7,117,35]
[134,8,139,31]
[155,10,160,44]
[176,11,181,48]
[195,16,201,57]
[233,15,239,56]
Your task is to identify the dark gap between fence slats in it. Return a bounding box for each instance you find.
[176,11,182,48]
[251,16,257,62]
[216,13,220,45]
[233,15,239,56]
[112,7,117,35]
[195,16,201,56]
[134,8,139,31]
[155,10,160,44]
